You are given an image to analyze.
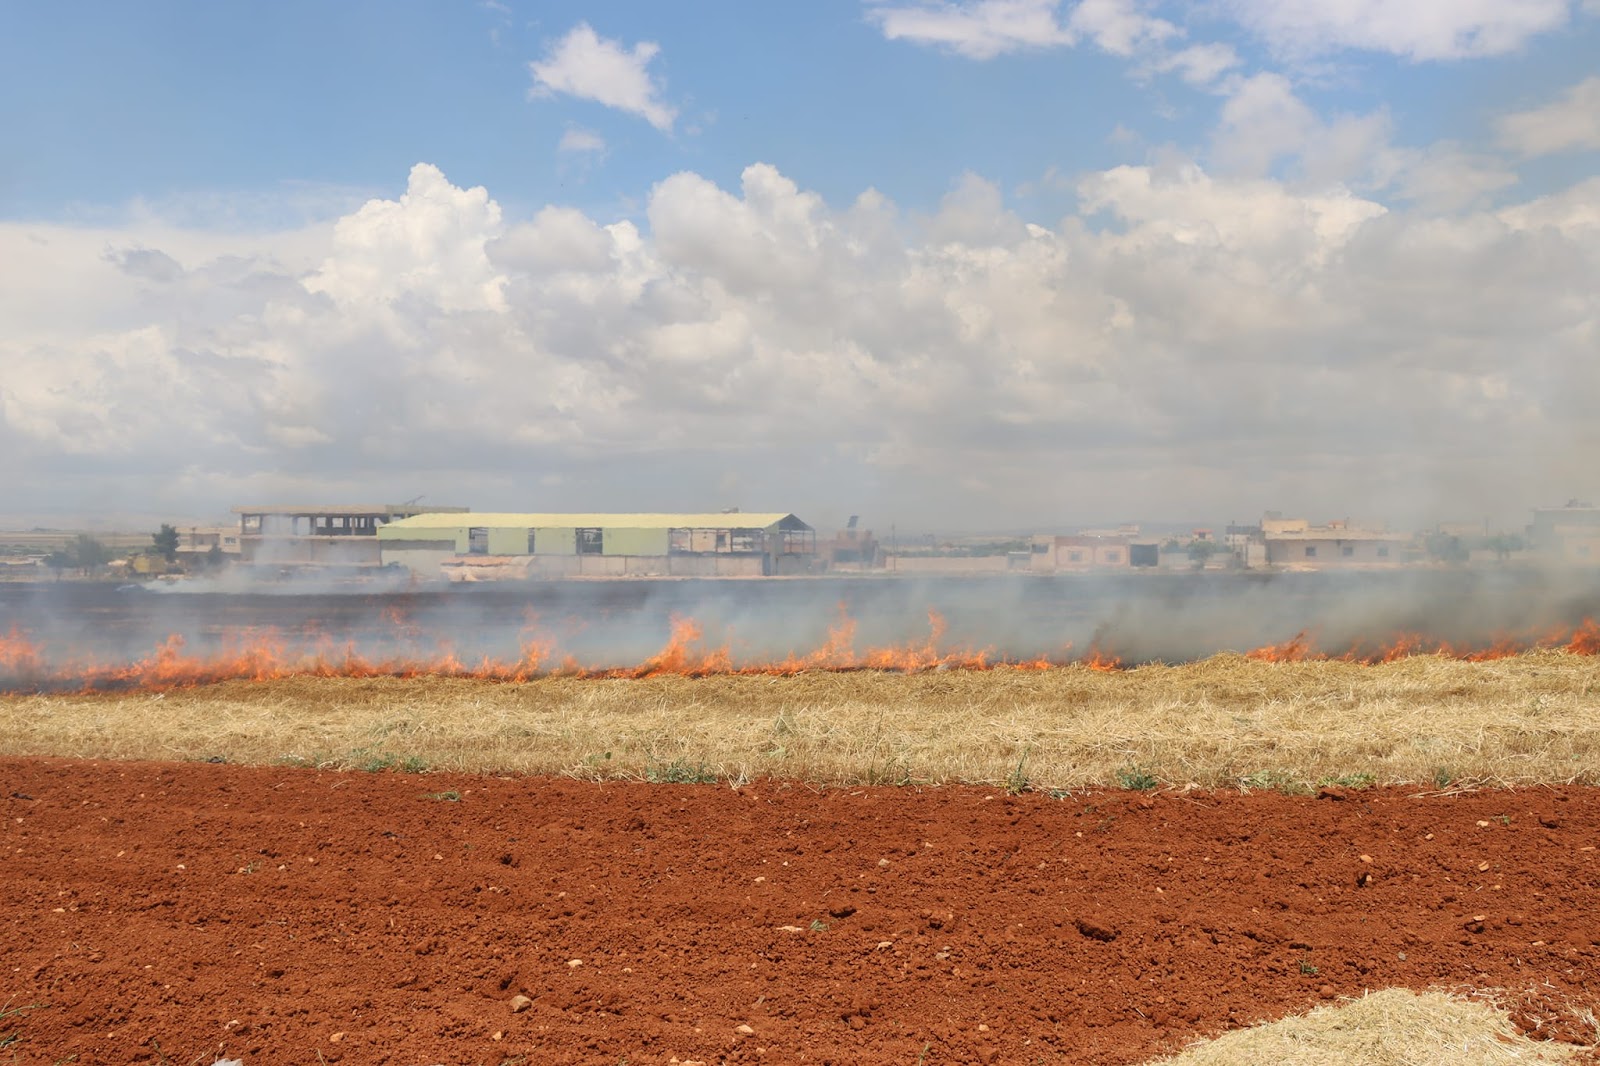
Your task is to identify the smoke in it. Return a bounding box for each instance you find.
[7,570,1600,687]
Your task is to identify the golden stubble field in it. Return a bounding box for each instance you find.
[5,650,1600,791]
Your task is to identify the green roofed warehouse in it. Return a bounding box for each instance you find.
[378,512,818,580]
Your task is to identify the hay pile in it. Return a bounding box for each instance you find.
[1151,989,1590,1065]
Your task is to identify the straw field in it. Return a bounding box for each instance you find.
[6,650,1600,789]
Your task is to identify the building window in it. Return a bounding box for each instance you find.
[1341,545,1354,557]
[1377,546,1389,558]
[1032,542,1048,554]
[1305,545,1317,558]
[577,528,604,555]
[1105,550,1121,563]
[468,527,488,555]
[1067,550,1084,562]
[527,529,537,555]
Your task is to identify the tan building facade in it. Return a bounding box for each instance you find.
[1030,535,1157,572]
[1263,523,1409,568]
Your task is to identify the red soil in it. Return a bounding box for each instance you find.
[3,758,1599,1065]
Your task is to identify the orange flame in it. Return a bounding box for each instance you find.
[1245,630,1314,663]
[6,613,1600,693]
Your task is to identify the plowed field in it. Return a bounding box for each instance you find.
[4,757,1598,1065]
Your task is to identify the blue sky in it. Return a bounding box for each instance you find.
[6,1,1594,223]
[2,2,1599,530]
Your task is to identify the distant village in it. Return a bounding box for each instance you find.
[3,501,1599,583]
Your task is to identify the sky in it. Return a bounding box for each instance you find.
[2,0,1598,534]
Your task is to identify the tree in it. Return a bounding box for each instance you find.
[70,534,111,573]
[1187,539,1220,566]
[1424,532,1468,564]
[1482,533,1525,562]
[153,524,180,563]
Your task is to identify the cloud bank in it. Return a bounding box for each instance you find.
[3,146,1597,529]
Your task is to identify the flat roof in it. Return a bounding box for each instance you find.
[232,504,469,517]
[384,512,811,531]
[1265,529,1410,541]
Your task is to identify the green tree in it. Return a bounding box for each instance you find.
[1187,539,1220,566]
[152,523,181,563]
[1424,532,1468,564]
[1481,533,1525,562]
[71,534,111,572]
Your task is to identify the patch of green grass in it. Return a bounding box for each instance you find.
[426,790,461,802]
[1298,958,1319,976]
[809,918,830,932]
[1240,770,1312,795]
[345,749,430,773]
[1433,766,1456,789]
[1317,771,1376,789]
[0,999,45,1052]
[1005,746,1033,795]
[643,757,720,784]
[1115,766,1158,791]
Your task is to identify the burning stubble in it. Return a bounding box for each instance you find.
[5,571,1600,690]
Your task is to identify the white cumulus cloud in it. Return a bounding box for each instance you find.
[3,159,1598,528]
[866,0,1075,59]
[1221,0,1574,60]
[530,22,676,131]
[1497,75,1600,157]
[557,127,607,155]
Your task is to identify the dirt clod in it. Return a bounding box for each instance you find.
[1074,918,1120,942]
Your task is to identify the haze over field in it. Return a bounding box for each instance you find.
[2,1,1598,531]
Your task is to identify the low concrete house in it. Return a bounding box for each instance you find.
[1263,519,1409,568]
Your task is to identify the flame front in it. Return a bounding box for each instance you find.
[5,612,1600,693]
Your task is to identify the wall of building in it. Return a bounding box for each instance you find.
[884,555,1012,574]
[1030,537,1135,572]
[240,537,384,567]
[1264,538,1402,566]
[381,524,760,559]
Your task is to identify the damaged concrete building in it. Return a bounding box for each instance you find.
[233,504,469,568]
[377,512,818,580]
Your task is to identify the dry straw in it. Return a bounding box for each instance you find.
[1149,988,1587,1065]
[4,651,1600,788]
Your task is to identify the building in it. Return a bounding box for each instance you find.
[1262,517,1409,568]
[174,525,242,563]
[378,512,817,579]
[233,503,469,568]
[821,516,881,569]
[1531,502,1600,565]
[1224,523,1267,568]
[1029,533,1159,572]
